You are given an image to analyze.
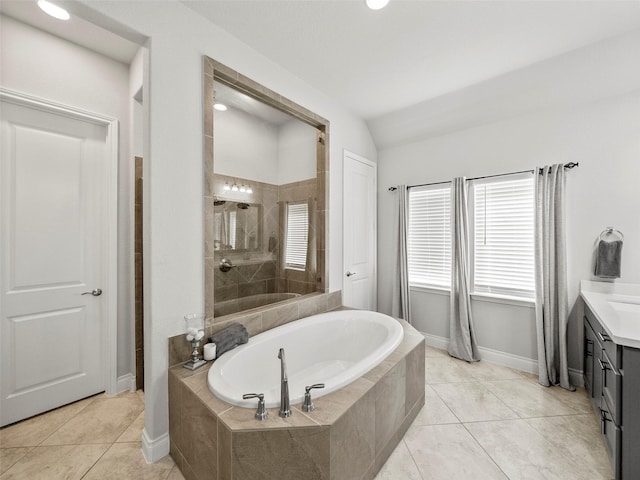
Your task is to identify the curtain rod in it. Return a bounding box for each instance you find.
[387,162,579,192]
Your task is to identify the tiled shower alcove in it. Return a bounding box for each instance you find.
[168,316,425,480]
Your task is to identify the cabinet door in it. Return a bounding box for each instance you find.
[584,320,595,397]
[600,399,621,479]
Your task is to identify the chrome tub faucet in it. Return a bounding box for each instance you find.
[278,348,291,418]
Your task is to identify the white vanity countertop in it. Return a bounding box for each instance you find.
[581,280,640,349]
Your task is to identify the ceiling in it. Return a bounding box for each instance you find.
[3,0,639,148]
[0,0,139,64]
[183,0,640,122]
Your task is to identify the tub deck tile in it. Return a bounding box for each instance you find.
[305,376,375,426]
[218,405,320,431]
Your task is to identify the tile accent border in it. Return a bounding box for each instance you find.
[169,318,425,480]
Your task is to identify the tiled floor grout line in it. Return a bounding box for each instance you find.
[426,382,463,424]
[401,438,427,480]
[79,442,116,480]
[460,420,513,480]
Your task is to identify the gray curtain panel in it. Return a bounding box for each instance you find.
[535,164,573,390]
[391,185,411,323]
[449,177,480,362]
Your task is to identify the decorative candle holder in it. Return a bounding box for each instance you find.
[183,313,206,370]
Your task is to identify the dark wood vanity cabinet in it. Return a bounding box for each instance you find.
[583,304,640,480]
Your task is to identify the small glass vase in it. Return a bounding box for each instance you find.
[183,313,206,370]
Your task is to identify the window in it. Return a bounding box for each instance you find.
[471,174,535,298]
[285,202,308,270]
[408,185,451,288]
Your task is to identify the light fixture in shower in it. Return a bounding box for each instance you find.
[214,103,228,112]
[366,0,389,10]
[37,0,70,20]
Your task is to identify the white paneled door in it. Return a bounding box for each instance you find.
[343,151,377,310]
[0,91,116,426]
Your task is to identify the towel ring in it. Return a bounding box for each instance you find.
[599,227,624,242]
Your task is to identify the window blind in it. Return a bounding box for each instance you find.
[472,175,535,298]
[285,202,308,269]
[408,185,451,288]
[228,211,237,250]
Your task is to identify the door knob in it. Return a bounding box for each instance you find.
[82,288,103,296]
[346,271,357,277]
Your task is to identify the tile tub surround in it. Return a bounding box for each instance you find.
[168,319,425,480]
[168,291,342,367]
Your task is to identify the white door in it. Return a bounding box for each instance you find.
[343,151,377,310]
[1,92,114,426]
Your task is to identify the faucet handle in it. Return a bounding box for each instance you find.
[302,383,325,412]
[242,393,268,421]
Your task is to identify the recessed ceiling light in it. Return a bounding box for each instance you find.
[37,0,70,20]
[214,103,228,112]
[366,0,389,10]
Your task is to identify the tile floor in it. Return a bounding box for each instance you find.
[0,345,613,480]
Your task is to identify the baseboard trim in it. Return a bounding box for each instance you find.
[569,368,584,388]
[422,332,585,388]
[422,332,538,374]
[116,373,136,393]
[141,428,170,464]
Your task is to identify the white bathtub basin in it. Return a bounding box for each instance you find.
[207,310,404,408]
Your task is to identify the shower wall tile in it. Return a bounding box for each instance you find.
[214,285,238,303]
[214,267,239,287]
[237,280,266,298]
[288,280,316,295]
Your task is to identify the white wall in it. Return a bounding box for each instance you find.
[214,108,279,184]
[378,90,640,374]
[215,112,318,186]
[0,15,134,379]
[74,0,377,460]
[277,119,317,184]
